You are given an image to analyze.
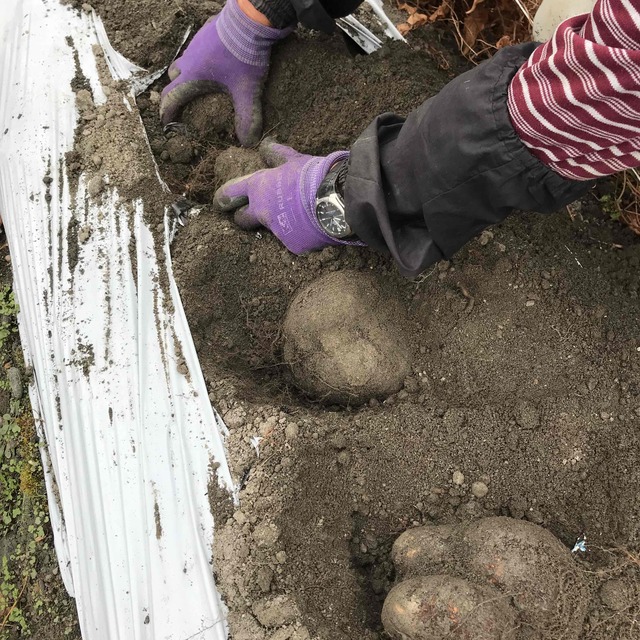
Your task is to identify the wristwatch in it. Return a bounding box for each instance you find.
[315,159,353,239]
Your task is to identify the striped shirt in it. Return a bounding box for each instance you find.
[508,0,640,181]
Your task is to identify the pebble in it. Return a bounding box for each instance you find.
[7,367,22,399]
[471,481,489,499]
[149,91,160,105]
[452,470,465,486]
[177,363,188,376]
[479,230,493,246]
[87,175,104,197]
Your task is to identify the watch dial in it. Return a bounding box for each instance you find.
[317,201,349,237]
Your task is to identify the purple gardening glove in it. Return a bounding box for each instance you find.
[213,139,365,253]
[160,0,292,147]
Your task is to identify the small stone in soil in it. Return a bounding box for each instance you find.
[452,470,465,486]
[177,363,188,375]
[471,481,489,499]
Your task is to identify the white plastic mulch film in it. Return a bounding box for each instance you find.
[0,1,235,638]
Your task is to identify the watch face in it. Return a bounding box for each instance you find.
[317,200,351,238]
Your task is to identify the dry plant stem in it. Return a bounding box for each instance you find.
[0,574,29,631]
[617,170,640,235]
[511,0,533,25]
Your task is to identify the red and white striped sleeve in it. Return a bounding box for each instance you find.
[507,0,640,181]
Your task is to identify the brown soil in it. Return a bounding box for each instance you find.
[75,2,640,639]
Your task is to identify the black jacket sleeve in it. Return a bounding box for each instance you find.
[344,43,593,277]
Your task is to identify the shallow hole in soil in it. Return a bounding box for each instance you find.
[349,512,397,633]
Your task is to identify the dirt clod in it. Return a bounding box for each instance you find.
[252,595,299,628]
[166,135,193,164]
[87,174,104,197]
[182,93,235,141]
[471,481,489,498]
[214,147,266,187]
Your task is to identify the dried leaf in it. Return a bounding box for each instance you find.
[428,0,450,22]
[397,2,429,34]
[408,11,429,28]
[495,34,512,49]
[462,6,489,50]
[397,2,417,15]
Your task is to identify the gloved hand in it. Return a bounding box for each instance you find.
[160,0,292,147]
[213,139,364,253]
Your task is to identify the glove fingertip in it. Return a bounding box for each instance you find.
[234,206,261,231]
[259,138,298,167]
[213,180,250,212]
[167,61,182,83]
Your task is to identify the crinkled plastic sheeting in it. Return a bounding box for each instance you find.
[0,1,236,638]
